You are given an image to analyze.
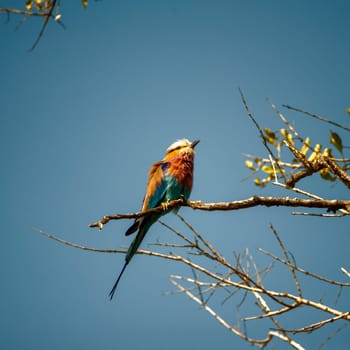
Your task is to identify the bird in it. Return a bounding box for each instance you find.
[109,138,200,300]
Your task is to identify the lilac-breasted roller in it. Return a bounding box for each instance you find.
[109,138,199,300]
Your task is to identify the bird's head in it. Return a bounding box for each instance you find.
[165,138,200,159]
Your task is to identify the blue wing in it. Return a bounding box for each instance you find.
[125,161,169,236]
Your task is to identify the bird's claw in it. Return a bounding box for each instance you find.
[161,201,169,212]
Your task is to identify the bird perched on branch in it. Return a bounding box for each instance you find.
[109,138,200,300]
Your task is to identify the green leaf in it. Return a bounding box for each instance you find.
[320,168,336,182]
[280,128,294,145]
[263,128,277,146]
[245,160,256,171]
[308,144,321,162]
[322,148,333,157]
[25,0,33,10]
[264,128,277,139]
[330,130,343,154]
[254,177,265,187]
[300,137,310,156]
[261,165,274,174]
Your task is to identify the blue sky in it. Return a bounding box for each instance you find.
[1,1,350,349]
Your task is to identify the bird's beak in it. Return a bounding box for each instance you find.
[190,139,200,149]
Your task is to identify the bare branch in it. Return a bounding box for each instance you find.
[268,99,304,144]
[269,224,302,297]
[322,156,350,189]
[316,324,347,350]
[341,267,350,279]
[169,275,268,346]
[259,248,350,287]
[0,8,48,17]
[283,104,350,133]
[32,228,271,295]
[169,275,305,349]
[32,227,120,253]
[279,313,349,334]
[88,197,350,229]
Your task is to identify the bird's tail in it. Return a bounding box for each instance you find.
[109,217,159,300]
[109,261,128,300]
[109,223,150,300]
[125,220,139,236]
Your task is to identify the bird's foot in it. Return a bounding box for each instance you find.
[161,201,169,212]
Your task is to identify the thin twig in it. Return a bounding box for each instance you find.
[268,99,304,144]
[316,324,347,350]
[32,227,122,253]
[29,0,58,51]
[259,248,350,287]
[0,8,49,17]
[269,224,302,297]
[176,213,223,260]
[169,275,267,346]
[32,227,274,295]
[239,89,287,182]
[291,212,347,217]
[280,313,349,334]
[283,105,350,133]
